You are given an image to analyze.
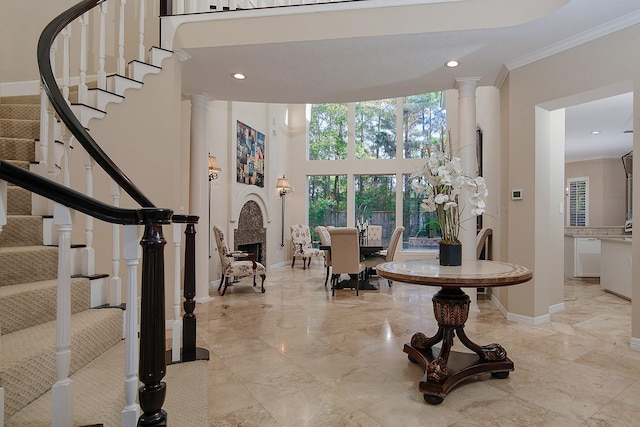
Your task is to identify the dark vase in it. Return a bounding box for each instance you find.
[439,242,462,266]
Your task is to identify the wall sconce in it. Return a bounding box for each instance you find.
[208,155,221,181]
[276,176,291,197]
[277,175,291,247]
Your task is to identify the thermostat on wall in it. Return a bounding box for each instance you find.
[511,189,523,200]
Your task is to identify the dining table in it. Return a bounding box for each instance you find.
[319,240,384,290]
[376,259,533,404]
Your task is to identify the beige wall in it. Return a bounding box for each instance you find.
[502,23,638,337]
[565,158,627,226]
[68,54,184,316]
[196,99,292,284]
[0,0,160,86]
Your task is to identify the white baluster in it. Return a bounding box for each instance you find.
[121,224,140,425]
[47,40,58,179]
[39,86,49,163]
[110,182,122,306]
[0,180,6,231]
[118,0,127,76]
[177,0,185,15]
[98,2,107,90]
[62,26,71,103]
[215,0,223,12]
[51,204,74,427]
[82,157,95,276]
[138,0,146,61]
[0,181,4,427]
[79,12,89,104]
[229,0,237,11]
[188,0,197,13]
[172,222,183,363]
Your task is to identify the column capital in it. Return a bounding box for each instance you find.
[183,91,214,105]
[455,78,480,95]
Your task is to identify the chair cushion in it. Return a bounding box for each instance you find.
[224,260,266,277]
[297,247,324,258]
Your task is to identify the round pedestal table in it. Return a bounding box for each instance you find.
[376,259,532,404]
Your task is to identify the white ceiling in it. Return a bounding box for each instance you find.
[177,0,639,161]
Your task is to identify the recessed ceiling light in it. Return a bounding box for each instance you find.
[446,60,459,68]
[591,130,600,135]
[232,73,246,80]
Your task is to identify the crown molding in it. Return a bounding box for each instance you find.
[504,10,640,72]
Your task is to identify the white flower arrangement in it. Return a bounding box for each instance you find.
[411,131,488,244]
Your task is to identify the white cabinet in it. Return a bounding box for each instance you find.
[574,237,601,277]
[600,238,632,300]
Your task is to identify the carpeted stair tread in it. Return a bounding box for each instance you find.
[0,103,40,121]
[6,185,32,214]
[0,215,43,247]
[6,341,209,427]
[0,118,40,139]
[0,307,124,419]
[0,94,40,105]
[0,137,36,162]
[0,277,91,335]
[0,245,58,285]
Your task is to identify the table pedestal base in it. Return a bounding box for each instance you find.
[404,287,513,404]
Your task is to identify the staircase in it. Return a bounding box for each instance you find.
[0,18,208,427]
[0,91,128,424]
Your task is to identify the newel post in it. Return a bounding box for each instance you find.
[137,208,173,426]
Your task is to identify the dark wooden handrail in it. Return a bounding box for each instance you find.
[0,160,139,225]
[33,1,175,424]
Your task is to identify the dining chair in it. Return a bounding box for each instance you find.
[364,226,404,286]
[314,225,332,287]
[213,226,266,295]
[327,227,365,296]
[290,224,324,269]
[366,225,383,242]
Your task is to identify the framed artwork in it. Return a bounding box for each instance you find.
[236,120,265,187]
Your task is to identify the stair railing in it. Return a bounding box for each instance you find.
[33,0,171,424]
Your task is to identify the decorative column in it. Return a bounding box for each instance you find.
[456,78,480,310]
[189,93,214,303]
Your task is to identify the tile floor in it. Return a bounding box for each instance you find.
[195,265,640,426]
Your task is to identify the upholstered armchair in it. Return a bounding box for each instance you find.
[290,224,324,269]
[213,226,266,295]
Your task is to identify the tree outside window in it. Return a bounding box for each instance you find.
[354,174,396,245]
[355,99,396,159]
[403,92,446,159]
[308,103,348,160]
[308,175,347,239]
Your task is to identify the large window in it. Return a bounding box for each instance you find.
[354,174,396,245]
[308,175,347,239]
[307,91,446,251]
[355,99,396,159]
[402,92,446,159]
[402,174,441,249]
[308,103,348,160]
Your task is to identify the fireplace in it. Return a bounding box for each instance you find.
[237,243,262,265]
[234,200,267,266]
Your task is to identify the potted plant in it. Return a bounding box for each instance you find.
[411,130,487,265]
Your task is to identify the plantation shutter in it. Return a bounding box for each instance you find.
[568,177,588,226]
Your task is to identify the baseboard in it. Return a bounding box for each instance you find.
[549,302,565,315]
[492,294,552,325]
